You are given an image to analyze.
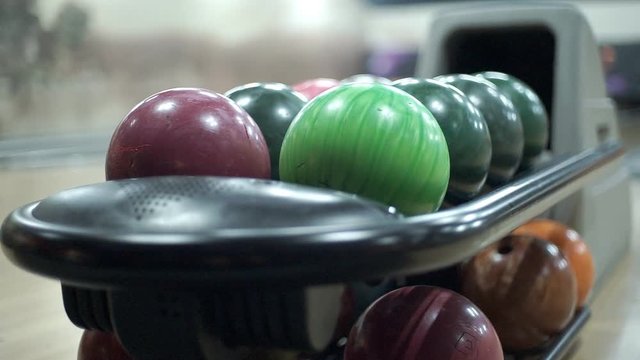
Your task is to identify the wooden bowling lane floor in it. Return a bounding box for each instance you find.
[0,165,639,360]
[0,165,104,360]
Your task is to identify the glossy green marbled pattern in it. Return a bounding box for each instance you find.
[436,74,524,185]
[342,74,393,85]
[394,78,491,201]
[225,83,307,179]
[476,71,549,168]
[279,83,450,215]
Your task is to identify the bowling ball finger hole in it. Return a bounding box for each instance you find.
[498,244,514,254]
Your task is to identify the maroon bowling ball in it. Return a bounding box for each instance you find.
[344,286,503,360]
[106,88,270,180]
[78,330,134,360]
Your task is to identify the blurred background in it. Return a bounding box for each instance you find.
[0,0,365,140]
[1,0,639,145]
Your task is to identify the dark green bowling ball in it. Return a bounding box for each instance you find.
[435,74,524,185]
[279,83,450,215]
[225,83,307,180]
[476,71,549,169]
[394,78,492,201]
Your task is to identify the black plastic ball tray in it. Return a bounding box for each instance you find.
[1,141,623,287]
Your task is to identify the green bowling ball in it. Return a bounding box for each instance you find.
[279,83,450,215]
[436,74,524,185]
[342,74,393,85]
[476,71,549,169]
[225,83,307,180]
[393,77,492,201]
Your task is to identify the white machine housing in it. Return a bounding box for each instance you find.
[416,2,631,291]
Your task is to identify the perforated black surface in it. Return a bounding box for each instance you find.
[30,176,396,234]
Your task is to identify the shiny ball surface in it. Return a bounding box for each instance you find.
[225,82,307,179]
[342,74,393,85]
[436,74,524,185]
[106,88,270,180]
[476,71,549,169]
[461,235,577,351]
[344,286,503,360]
[279,83,450,215]
[394,77,492,200]
[512,219,595,307]
[293,78,340,100]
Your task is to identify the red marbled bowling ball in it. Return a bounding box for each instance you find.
[106,88,270,180]
[292,78,340,100]
[460,235,577,352]
[78,330,134,360]
[344,286,503,360]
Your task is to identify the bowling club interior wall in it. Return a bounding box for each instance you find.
[0,0,366,138]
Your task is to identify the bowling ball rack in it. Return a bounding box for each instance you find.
[0,140,623,360]
[514,308,591,360]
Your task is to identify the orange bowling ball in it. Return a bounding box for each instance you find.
[512,219,595,307]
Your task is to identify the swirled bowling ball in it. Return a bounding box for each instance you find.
[394,77,492,201]
[436,74,524,185]
[293,78,340,100]
[460,235,577,352]
[342,74,393,85]
[476,71,549,169]
[279,83,450,215]
[106,88,270,180]
[344,286,503,360]
[512,219,594,307]
[225,82,307,179]
[78,330,133,360]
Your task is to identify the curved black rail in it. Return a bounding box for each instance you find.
[1,141,625,288]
